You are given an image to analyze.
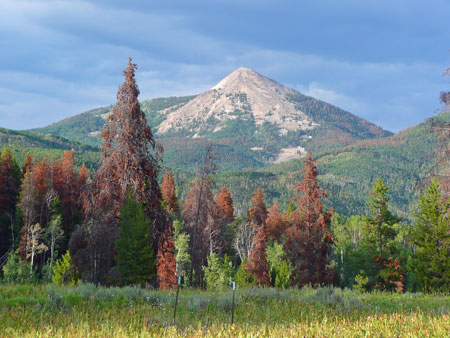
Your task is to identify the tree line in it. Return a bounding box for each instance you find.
[1,59,449,292]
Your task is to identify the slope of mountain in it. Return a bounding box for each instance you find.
[30,96,196,147]
[0,127,100,169]
[31,68,391,172]
[207,113,444,219]
[158,68,390,142]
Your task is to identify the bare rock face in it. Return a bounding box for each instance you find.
[157,68,318,135]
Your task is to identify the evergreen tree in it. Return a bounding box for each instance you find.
[284,154,334,287]
[216,187,234,222]
[0,148,21,256]
[248,186,267,227]
[411,178,450,291]
[361,177,403,291]
[115,190,156,286]
[86,58,163,218]
[156,226,177,289]
[265,201,286,241]
[71,59,167,284]
[266,241,292,288]
[161,171,179,214]
[245,222,271,286]
[52,251,79,286]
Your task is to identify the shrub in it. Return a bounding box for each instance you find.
[2,253,36,284]
[353,271,369,292]
[203,254,234,291]
[266,241,292,288]
[52,251,79,286]
[235,260,255,288]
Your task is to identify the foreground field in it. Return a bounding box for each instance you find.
[1,284,449,337]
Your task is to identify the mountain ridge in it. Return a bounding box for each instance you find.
[28,68,392,170]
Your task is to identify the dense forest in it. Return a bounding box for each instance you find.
[1,60,450,293]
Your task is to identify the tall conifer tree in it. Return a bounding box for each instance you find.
[284,154,334,287]
[411,178,450,291]
[161,171,179,214]
[71,59,168,284]
[248,186,267,227]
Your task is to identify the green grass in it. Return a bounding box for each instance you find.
[1,284,449,337]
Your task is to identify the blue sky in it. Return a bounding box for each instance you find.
[0,0,448,132]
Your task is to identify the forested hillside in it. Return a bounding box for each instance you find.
[0,127,100,170]
[1,113,444,219]
[169,114,444,219]
[30,96,196,146]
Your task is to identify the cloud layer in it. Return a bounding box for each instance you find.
[0,0,448,131]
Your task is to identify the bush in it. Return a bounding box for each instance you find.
[52,251,79,286]
[353,271,369,292]
[235,260,255,288]
[266,242,292,289]
[309,287,363,310]
[2,253,36,284]
[203,254,234,291]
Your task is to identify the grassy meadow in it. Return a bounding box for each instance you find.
[1,284,450,337]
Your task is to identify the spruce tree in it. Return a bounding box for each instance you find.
[361,177,403,291]
[411,178,450,291]
[115,190,156,286]
[215,187,234,222]
[248,186,267,227]
[71,58,167,284]
[284,154,334,287]
[245,222,271,286]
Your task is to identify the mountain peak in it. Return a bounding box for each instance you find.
[211,67,273,90]
[157,67,317,135]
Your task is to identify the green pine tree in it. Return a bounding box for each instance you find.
[115,190,156,286]
[360,178,403,290]
[411,178,450,292]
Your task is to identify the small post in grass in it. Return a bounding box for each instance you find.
[230,281,236,324]
[173,276,182,325]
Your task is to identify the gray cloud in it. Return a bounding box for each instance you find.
[0,0,448,132]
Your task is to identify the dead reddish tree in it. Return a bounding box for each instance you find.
[79,163,89,192]
[216,187,234,222]
[53,150,79,238]
[23,153,32,174]
[161,171,179,213]
[86,58,163,218]
[71,58,166,284]
[245,222,271,286]
[248,186,267,227]
[156,226,177,289]
[184,146,220,286]
[265,201,286,241]
[284,154,334,287]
